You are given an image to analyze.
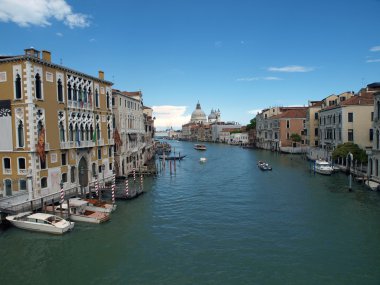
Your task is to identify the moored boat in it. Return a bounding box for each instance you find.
[83,198,117,213]
[314,159,334,175]
[194,144,207,150]
[257,161,272,171]
[6,212,74,234]
[158,155,186,160]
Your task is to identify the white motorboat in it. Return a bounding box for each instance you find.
[46,199,110,224]
[6,212,74,234]
[199,157,207,163]
[84,198,117,213]
[314,160,334,175]
[257,161,272,171]
[194,144,207,150]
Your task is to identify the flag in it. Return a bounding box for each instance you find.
[36,127,46,162]
[114,128,122,148]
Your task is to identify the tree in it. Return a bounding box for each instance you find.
[332,142,367,163]
[290,133,301,143]
[246,117,256,130]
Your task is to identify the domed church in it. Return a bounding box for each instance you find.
[190,101,207,124]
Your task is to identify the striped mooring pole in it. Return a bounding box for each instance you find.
[133,167,136,182]
[95,177,99,197]
[111,173,116,204]
[125,178,129,197]
[140,173,143,192]
[60,182,64,204]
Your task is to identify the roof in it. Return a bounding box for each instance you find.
[0,54,113,85]
[28,213,55,220]
[340,94,374,106]
[367,82,380,89]
[270,108,307,119]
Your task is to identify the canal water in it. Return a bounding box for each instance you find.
[1,141,380,285]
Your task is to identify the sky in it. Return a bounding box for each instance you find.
[1,0,380,130]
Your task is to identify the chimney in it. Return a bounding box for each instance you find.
[98,70,104,80]
[42,50,51,62]
[24,47,40,59]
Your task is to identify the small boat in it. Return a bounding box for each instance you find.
[158,155,186,160]
[6,212,74,234]
[194,144,207,150]
[199,157,207,163]
[83,198,117,213]
[46,199,110,224]
[314,159,334,175]
[257,161,272,171]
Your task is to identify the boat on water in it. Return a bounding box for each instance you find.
[194,144,207,150]
[84,198,117,213]
[257,161,272,171]
[199,157,207,163]
[46,199,110,224]
[314,159,334,175]
[158,155,186,160]
[6,212,74,234]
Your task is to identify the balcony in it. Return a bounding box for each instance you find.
[3,169,11,175]
[97,139,104,146]
[18,169,27,175]
[67,100,93,111]
[60,141,95,149]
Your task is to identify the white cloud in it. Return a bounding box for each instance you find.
[248,109,263,115]
[236,76,282,81]
[152,105,191,130]
[56,32,63,37]
[268,65,314,72]
[0,0,90,28]
[370,46,380,52]
[366,59,380,63]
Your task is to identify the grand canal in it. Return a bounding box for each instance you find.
[1,141,380,284]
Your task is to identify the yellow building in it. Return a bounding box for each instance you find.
[0,48,113,198]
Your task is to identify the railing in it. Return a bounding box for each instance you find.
[18,169,27,175]
[3,169,11,175]
[60,141,95,149]
[97,139,104,146]
[67,100,93,110]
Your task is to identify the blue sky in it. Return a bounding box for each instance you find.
[1,0,380,130]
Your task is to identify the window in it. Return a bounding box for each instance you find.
[73,84,77,101]
[314,128,318,136]
[3,158,11,172]
[348,129,354,141]
[70,166,76,183]
[67,83,72,100]
[95,89,99,108]
[41,177,47,188]
[92,163,96,177]
[96,124,100,140]
[109,163,112,171]
[40,157,46,169]
[62,173,67,183]
[15,74,22,99]
[108,147,112,157]
[98,165,102,174]
[314,112,318,120]
[59,122,65,142]
[287,133,289,139]
[377,130,379,149]
[371,112,374,121]
[19,179,27,191]
[57,79,63,102]
[370,129,374,141]
[35,73,42,99]
[314,140,318,146]
[4,179,12,196]
[17,121,24,147]
[348,112,353,122]
[286,120,290,128]
[106,92,110,109]
[107,125,111,139]
[112,97,115,106]
[18,158,26,170]
[61,153,67,165]
[98,148,102,159]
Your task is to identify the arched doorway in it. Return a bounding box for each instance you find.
[78,156,88,187]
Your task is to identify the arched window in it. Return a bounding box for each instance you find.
[377,130,379,150]
[17,120,24,148]
[67,83,72,100]
[57,79,63,102]
[95,89,99,108]
[108,125,111,139]
[96,124,100,140]
[35,73,42,99]
[90,125,94,141]
[37,121,44,137]
[71,166,76,183]
[69,123,74,141]
[15,74,22,99]
[106,92,110,109]
[73,84,77,101]
[18,157,26,171]
[80,124,84,141]
[59,122,65,142]
[85,125,89,141]
[83,87,87,103]
[78,85,82,102]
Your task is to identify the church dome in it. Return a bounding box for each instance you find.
[190,101,207,123]
[208,109,217,120]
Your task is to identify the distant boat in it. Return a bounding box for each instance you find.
[199,157,207,163]
[314,159,334,175]
[257,161,272,171]
[194,144,207,150]
[159,155,186,160]
[6,212,74,234]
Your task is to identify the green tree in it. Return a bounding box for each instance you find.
[246,117,256,130]
[332,142,367,163]
[290,133,301,143]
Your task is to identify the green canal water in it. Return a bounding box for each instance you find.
[1,141,380,285]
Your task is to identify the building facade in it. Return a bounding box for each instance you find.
[0,48,114,198]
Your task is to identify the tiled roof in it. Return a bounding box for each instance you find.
[340,94,374,106]
[269,108,307,119]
